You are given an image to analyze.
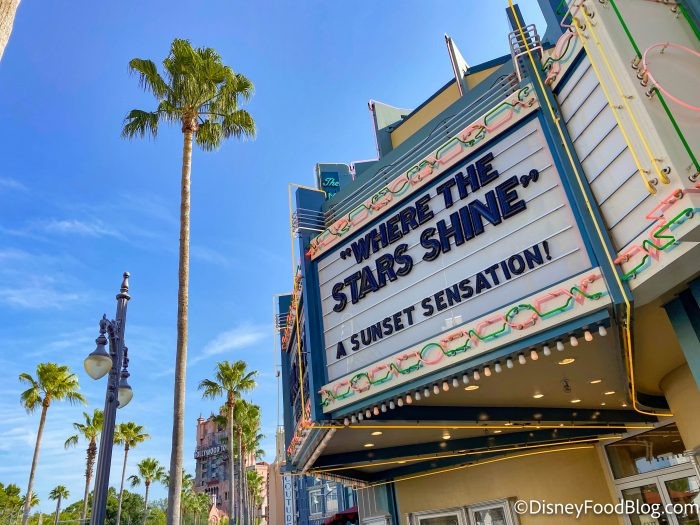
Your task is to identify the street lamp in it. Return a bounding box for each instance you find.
[85,272,133,525]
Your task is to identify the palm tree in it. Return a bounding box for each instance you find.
[48,486,69,525]
[113,422,150,525]
[121,39,256,525]
[245,471,264,525]
[18,363,86,525]
[128,457,166,525]
[0,0,21,61]
[199,361,257,524]
[64,409,103,523]
[239,404,262,525]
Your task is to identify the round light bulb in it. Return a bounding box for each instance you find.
[530,349,539,361]
[397,397,404,407]
[423,387,430,398]
[365,409,371,418]
[506,357,514,369]
[84,351,112,380]
[462,374,469,384]
[570,335,579,347]
[433,384,440,395]
[484,366,492,377]
[343,418,350,427]
[543,344,551,356]
[381,403,387,413]
[442,381,449,391]
[358,412,364,421]
[414,390,421,401]
[452,377,459,388]
[494,362,502,373]
[405,394,413,404]
[518,353,526,365]
[584,330,593,342]
[351,415,357,424]
[373,406,379,416]
[389,400,395,410]
[598,325,607,337]
[556,340,565,351]
[473,370,481,381]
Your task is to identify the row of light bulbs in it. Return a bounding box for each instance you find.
[342,325,608,427]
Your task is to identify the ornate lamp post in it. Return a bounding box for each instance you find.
[84,272,133,525]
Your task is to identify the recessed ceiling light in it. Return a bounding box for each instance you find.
[364,443,374,448]
[464,385,480,391]
[493,430,502,434]
[533,393,544,399]
[604,391,615,395]
[570,399,581,404]
[442,433,451,440]
[590,379,602,384]
[504,422,513,426]
[600,402,606,406]
[371,431,383,436]
[558,358,576,365]
[621,402,628,407]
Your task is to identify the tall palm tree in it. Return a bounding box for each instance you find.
[239,403,262,525]
[199,361,257,524]
[245,471,264,525]
[128,457,166,525]
[19,363,86,525]
[48,486,69,525]
[64,409,103,523]
[122,39,255,525]
[0,0,21,61]
[113,422,150,525]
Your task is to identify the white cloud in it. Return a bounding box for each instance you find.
[0,281,86,309]
[191,245,233,266]
[37,218,124,239]
[0,177,27,192]
[191,324,268,364]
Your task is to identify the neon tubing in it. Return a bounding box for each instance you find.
[642,42,700,111]
[512,0,671,417]
[580,8,669,186]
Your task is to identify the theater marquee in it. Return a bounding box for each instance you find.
[317,118,593,384]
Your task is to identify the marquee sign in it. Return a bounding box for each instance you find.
[194,444,226,459]
[317,118,593,382]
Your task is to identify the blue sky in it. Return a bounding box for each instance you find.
[0,0,547,511]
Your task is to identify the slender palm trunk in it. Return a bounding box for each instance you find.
[227,403,235,524]
[0,0,20,61]
[116,443,130,525]
[22,401,49,525]
[238,432,244,525]
[53,496,61,525]
[167,127,193,525]
[81,440,97,522]
[142,481,151,525]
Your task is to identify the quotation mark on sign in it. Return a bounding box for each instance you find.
[339,248,353,260]
[520,169,540,188]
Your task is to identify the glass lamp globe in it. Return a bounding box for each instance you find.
[117,380,133,408]
[84,336,112,380]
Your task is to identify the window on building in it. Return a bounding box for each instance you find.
[408,499,519,525]
[605,423,690,479]
[308,489,322,515]
[325,485,338,515]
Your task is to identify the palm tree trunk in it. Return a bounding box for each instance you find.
[116,444,130,525]
[238,432,244,525]
[81,440,97,523]
[53,496,61,525]
[22,402,48,525]
[227,405,235,524]
[0,0,20,61]
[142,482,151,525]
[167,127,193,525]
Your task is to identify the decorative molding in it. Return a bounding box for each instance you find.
[306,85,540,260]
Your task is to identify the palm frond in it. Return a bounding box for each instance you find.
[221,109,256,141]
[194,120,223,151]
[198,378,223,399]
[122,109,160,139]
[128,59,169,99]
[64,435,79,449]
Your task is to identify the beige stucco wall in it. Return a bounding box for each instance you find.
[661,364,700,451]
[396,446,620,524]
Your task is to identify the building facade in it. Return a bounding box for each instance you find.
[276,1,700,524]
[194,415,232,515]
